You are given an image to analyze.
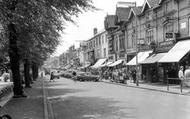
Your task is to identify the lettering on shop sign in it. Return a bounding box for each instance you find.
[159,40,174,46]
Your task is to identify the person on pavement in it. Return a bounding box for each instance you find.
[72,71,77,82]
[178,66,184,80]
[178,66,184,87]
[50,72,55,82]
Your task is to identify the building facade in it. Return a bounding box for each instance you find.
[104,0,190,83]
[85,28,108,65]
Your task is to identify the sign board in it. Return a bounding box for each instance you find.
[180,22,186,29]
[137,38,145,45]
[165,32,175,41]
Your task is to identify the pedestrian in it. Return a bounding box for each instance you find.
[72,71,77,82]
[178,66,184,80]
[132,69,136,83]
[50,72,55,82]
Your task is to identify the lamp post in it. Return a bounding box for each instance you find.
[136,43,139,86]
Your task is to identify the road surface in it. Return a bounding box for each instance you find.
[45,77,190,119]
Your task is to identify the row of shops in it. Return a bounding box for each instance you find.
[80,40,190,84]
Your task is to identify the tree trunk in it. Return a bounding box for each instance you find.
[32,62,39,81]
[8,23,24,96]
[24,59,31,87]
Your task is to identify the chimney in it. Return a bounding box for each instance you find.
[93,28,98,35]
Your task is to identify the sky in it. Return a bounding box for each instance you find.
[53,0,144,56]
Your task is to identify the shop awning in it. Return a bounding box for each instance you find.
[159,40,190,63]
[126,50,152,65]
[100,61,113,67]
[64,64,71,69]
[140,53,166,64]
[91,58,107,68]
[108,60,123,67]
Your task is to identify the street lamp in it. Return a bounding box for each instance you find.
[136,43,139,86]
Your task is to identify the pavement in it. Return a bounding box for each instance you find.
[0,77,45,119]
[0,76,189,119]
[102,79,190,95]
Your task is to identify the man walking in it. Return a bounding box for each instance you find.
[178,66,184,80]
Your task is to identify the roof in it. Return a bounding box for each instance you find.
[104,15,117,30]
[115,7,131,23]
[133,6,143,15]
[141,0,160,14]
[128,6,143,19]
[147,0,160,8]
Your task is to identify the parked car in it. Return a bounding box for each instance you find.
[77,72,99,82]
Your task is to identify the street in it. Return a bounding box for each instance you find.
[45,77,190,119]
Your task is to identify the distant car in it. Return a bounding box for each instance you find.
[77,72,99,82]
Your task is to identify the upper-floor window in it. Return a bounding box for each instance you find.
[104,48,106,57]
[164,23,173,33]
[119,33,125,51]
[146,29,153,44]
[93,40,95,47]
[99,36,101,45]
[164,1,173,14]
[102,35,104,44]
[115,36,119,51]
[146,12,151,21]
[96,38,98,46]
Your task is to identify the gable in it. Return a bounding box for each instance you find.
[128,9,136,20]
[141,0,151,14]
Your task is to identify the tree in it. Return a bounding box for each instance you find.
[0,0,94,97]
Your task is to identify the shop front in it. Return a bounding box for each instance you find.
[158,40,190,84]
[126,50,152,82]
[139,53,166,83]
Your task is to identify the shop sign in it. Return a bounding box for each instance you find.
[180,22,186,29]
[137,38,145,45]
[126,48,136,53]
[159,40,174,46]
[165,32,175,41]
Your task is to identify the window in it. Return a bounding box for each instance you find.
[102,35,104,44]
[99,36,101,45]
[164,1,173,14]
[146,12,150,21]
[146,29,153,44]
[164,23,173,33]
[104,48,106,57]
[119,33,125,50]
[115,36,119,51]
[93,40,95,47]
[132,33,135,48]
[96,38,98,46]
[97,49,100,58]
